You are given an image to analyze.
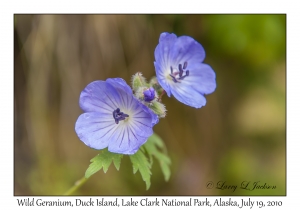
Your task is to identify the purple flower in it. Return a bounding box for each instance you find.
[154,32,216,108]
[143,87,155,102]
[75,78,158,155]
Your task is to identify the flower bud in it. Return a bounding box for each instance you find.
[143,87,155,102]
[131,72,147,92]
[148,101,167,118]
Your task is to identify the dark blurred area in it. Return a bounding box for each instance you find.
[14,14,286,195]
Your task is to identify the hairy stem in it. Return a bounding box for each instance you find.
[158,90,166,102]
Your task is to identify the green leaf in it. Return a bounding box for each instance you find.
[129,150,152,190]
[85,149,123,179]
[84,133,170,191]
[143,133,171,182]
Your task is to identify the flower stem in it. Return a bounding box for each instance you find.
[158,90,165,102]
[63,176,88,195]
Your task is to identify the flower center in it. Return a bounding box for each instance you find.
[169,61,190,83]
[113,108,129,124]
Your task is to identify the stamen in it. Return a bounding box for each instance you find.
[179,70,189,80]
[178,64,183,77]
[169,61,190,82]
[113,108,129,124]
[170,74,179,83]
[183,61,188,69]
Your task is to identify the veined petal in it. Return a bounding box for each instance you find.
[154,61,171,97]
[139,102,159,126]
[130,119,154,138]
[154,33,177,74]
[106,78,140,112]
[170,35,206,65]
[79,80,121,113]
[159,32,177,44]
[185,63,216,95]
[170,82,207,108]
[75,112,117,150]
[106,78,133,95]
[108,123,149,155]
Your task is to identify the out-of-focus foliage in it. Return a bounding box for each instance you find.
[14,14,285,195]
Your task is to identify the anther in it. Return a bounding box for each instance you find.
[183,61,188,69]
[186,70,189,76]
[179,70,189,80]
[178,64,183,77]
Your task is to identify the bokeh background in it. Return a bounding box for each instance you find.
[14,14,286,196]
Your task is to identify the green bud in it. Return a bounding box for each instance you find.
[131,72,147,92]
[148,101,167,118]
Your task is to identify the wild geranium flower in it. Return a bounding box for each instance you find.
[75,78,158,155]
[154,32,216,108]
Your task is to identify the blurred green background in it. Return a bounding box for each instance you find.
[14,14,286,195]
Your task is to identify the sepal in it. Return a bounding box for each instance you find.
[148,101,167,118]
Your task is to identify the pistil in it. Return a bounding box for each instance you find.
[113,108,129,124]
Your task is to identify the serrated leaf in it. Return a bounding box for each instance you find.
[143,133,171,182]
[129,150,152,190]
[85,149,123,179]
